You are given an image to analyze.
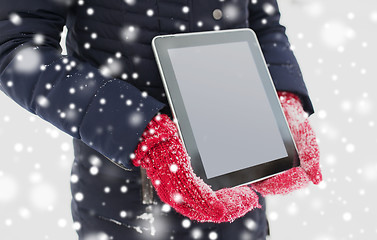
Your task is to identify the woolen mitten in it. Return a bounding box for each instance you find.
[132,114,260,223]
[251,91,322,196]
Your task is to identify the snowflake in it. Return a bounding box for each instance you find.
[5,219,12,226]
[100,59,122,77]
[343,212,352,221]
[30,183,58,209]
[90,166,99,175]
[132,72,139,79]
[262,3,276,15]
[18,207,31,219]
[182,6,189,14]
[268,211,279,221]
[58,218,67,228]
[36,95,50,108]
[208,231,218,240]
[223,4,240,22]
[345,143,355,153]
[120,210,127,218]
[124,0,136,6]
[161,204,171,213]
[88,72,94,78]
[104,186,111,193]
[99,98,106,105]
[71,126,78,133]
[173,193,183,203]
[169,164,178,173]
[87,8,94,15]
[191,228,203,239]
[179,24,186,31]
[120,185,128,193]
[55,64,61,71]
[9,13,22,25]
[70,174,79,183]
[244,218,257,230]
[75,192,84,201]
[33,34,45,45]
[73,221,81,230]
[146,9,154,16]
[320,21,355,48]
[14,48,42,73]
[129,112,143,127]
[121,25,140,42]
[181,219,191,228]
[14,143,23,152]
[122,73,128,79]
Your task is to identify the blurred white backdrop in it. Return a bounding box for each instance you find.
[1,0,376,239]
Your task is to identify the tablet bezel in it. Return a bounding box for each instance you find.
[151,28,300,190]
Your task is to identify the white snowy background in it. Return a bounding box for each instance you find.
[0,0,376,239]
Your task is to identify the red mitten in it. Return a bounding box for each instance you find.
[132,114,260,223]
[252,91,322,196]
[214,185,261,222]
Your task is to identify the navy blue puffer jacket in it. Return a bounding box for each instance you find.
[0,0,313,169]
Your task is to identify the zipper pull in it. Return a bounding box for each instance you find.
[140,167,154,204]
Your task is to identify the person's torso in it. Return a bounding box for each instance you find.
[65,0,250,105]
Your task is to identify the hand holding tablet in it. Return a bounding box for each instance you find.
[131,93,322,223]
[132,114,261,223]
[252,92,322,196]
[130,28,322,223]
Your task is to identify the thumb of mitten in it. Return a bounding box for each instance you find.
[278,92,322,185]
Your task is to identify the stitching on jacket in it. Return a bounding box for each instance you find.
[75,25,157,45]
[77,78,113,138]
[156,0,161,33]
[77,16,123,28]
[80,2,124,14]
[87,1,162,16]
[33,51,64,114]
[73,31,155,64]
[78,5,187,28]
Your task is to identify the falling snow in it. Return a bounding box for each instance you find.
[1,1,377,240]
[9,13,22,25]
[14,48,42,73]
[121,25,140,42]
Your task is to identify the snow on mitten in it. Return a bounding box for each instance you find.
[252,91,322,196]
[214,185,261,222]
[132,114,260,223]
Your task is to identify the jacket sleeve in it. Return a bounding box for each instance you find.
[0,0,166,170]
[248,0,314,115]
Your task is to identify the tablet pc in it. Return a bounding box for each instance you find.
[151,28,300,190]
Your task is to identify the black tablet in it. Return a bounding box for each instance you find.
[152,28,299,190]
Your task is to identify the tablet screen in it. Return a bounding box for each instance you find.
[167,41,288,179]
